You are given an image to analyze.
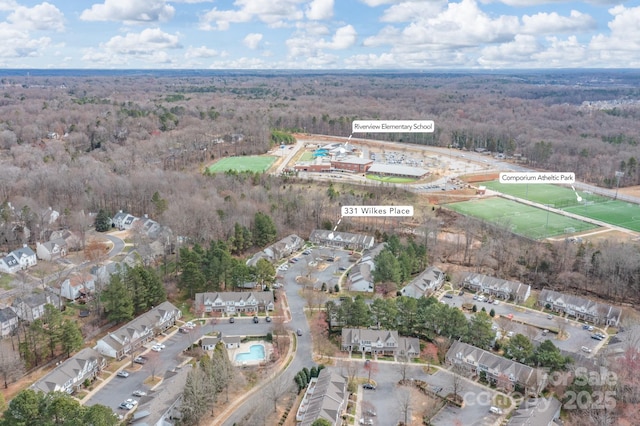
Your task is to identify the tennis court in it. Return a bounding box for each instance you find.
[481,181,640,232]
[447,197,597,239]
[207,156,276,173]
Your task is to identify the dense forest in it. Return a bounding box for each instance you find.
[2,71,640,310]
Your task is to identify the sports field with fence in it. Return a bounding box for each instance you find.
[481,181,640,232]
[207,156,276,173]
[446,197,597,239]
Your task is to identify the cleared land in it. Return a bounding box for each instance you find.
[446,197,597,239]
[207,156,276,173]
[481,181,640,232]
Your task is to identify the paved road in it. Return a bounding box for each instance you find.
[103,233,126,258]
[85,318,275,416]
[220,247,350,425]
[441,293,604,356]
[344,359,503,426]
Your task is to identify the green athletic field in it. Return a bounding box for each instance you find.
[480,181,607,208]
[366,175,417,183]
[207,156,276,173]
[563,201,640,232]
[447,197,597,239]
[481,181,640,232]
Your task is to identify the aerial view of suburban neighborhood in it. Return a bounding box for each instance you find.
[0,68,638,426]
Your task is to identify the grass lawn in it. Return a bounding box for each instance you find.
[366,174,417,183]
[207,155,276,173]
[494,394,512,409]
[481,180,640,232]
[298,151,314,161]
[564,200,640,232]
[446,197,596,239]
[480,181,606,208]
[0,273,12,289]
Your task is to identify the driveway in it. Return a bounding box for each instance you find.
[445,293,602,355]
[348,361,504,426]
[85,318,276,416]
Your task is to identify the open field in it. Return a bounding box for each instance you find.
[446,197,597,239]
[481,181,640,232]
[480,181,606,208]
[564,201,640,232]
[366,175,417,183]
[207,156,276,173]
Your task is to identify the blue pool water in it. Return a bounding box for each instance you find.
[235,344,266,362]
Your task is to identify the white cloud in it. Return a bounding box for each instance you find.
[478,34,540,66]
[243,33,263,49]
[380,1,446,23]
[8,2,65,32]
[80,0,175,23]
[200,0,305,31]
[207,56,272,69]
[400,0,519,47]
[521,10,596,35]
[83,28,181,65]
[185,45,219,59]
[363,25,401,47]
[0,0,18,12]
[306,0,334,20]
[487,0,620,7]
[0,23,51,58]
[589,6,640,57]
[532,36,588,66]
[318,25,357,49]
[358,0,402,6]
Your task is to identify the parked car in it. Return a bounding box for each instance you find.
[124,398,138,406]
[119,402,134,410]
[133,357,146,365]
[229,316,235,323]
[493,300,499,305]
[132,390,146,397]
[489,406,503,415]
[253,316,259,323]
[458,290,464,296]
[296,329,303,336]
[117,371,130,378]
[363,383,376,390]
[185,321,196,328]
[359,418,373,425]
[364,409,377,416]
[265,316,272,322]
[444,293,453,299]
[151,345,163,352]
[547,314,553,319]
[581,346,592,353]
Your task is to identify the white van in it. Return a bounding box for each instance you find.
[489,406,503,415]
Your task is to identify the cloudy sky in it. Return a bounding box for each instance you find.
[1,0,639,69]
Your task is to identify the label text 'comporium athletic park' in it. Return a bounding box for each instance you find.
[499,172,575,184]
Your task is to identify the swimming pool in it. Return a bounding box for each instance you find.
[235,344,266,363]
